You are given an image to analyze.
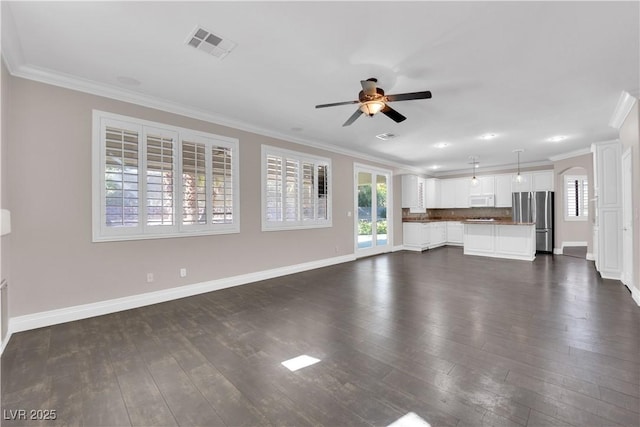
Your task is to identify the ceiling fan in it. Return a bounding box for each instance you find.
[315,78,432,127]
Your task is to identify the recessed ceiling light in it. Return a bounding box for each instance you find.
[547,135,567,142]
[376,132,396,141]
[281,355,320,372]
[431,165,441,170]
[479,133,497,140]
[434,142,450,149]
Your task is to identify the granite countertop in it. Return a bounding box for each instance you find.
[403,217,511,223]
[402,218,535,225]
[461,219,535,225]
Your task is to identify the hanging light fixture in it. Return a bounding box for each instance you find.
[513,148,525,183]
[469,156,479,186]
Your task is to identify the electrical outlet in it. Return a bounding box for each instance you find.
[146,273,154,283]
[180,268,187,278]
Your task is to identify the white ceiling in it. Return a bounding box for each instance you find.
[2,1,639,174]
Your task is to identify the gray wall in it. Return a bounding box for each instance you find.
[3,71,401,318]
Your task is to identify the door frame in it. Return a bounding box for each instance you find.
[621,148,633,290]
[353,163,393,258]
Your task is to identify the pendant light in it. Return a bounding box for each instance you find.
[513,148,525,183]
[469,156,479,186]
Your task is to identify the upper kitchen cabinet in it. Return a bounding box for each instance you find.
[401,174,426,212]
[495,174,512,207]
[532,170,554,191]
[440,179,456,208]
[425,178,440,209]
[469,176,495,195]
[454,178,471,208]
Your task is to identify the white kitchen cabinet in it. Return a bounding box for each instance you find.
[403,222,430,251]
[430,222,447,248]
[440,179,456,208]
[494,174,512,207]
[469,176,495,195]
[592,141,622,280]
[425,178,440,209]
[446,221,463,245]
[454,178,470,208]
[401,175,426,212]
[532,170,554,191]
[464,223,535,261]
[511,173,532,193]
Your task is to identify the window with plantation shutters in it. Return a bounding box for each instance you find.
[565,175,588,221]
[262,145,331,231]
[93,111,239,242]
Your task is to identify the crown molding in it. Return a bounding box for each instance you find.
[5,61,425,174]
[432,160,552,177]
[609,90,639,129]
[1,3,25,74]
[548,147,592,162]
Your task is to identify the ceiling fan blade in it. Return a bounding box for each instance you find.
[381,105,407,123]
[343,109,364,126]
[360,80,377,96]
[315,100,359,108]
[385,91,432,102]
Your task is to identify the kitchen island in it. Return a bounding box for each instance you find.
[463,220,536,261]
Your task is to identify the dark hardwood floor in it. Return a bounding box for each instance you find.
[2,247,639,426]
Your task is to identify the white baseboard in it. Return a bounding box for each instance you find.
[632,286,640,307]
[586,252,594,261]
[392,245,405,252]
[8,254,356,336]
[555,241,589,256]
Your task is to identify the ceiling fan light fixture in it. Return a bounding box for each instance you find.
[360,101,385,116]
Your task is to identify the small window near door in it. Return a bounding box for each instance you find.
[565,175,588,221]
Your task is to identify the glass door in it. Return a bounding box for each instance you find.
[355,164,392,257]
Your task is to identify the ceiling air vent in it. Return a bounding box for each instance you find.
[376,132,396,141]
[186,26,236,59]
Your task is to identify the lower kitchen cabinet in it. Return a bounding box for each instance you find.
[403,222,431,251]
[446,221,463,245]
[403,221,463,251]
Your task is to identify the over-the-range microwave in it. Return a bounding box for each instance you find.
[469,194,495,207]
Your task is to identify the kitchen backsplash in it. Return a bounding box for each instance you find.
[402,207,513,221]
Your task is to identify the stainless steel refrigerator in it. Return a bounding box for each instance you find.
[512,191,554,253]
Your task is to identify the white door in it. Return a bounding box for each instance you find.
[355,164,392,257]
[621,149,633,289]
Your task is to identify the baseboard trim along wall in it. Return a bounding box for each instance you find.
[554,241,588,256]
[632,286,640,307]
[8,254,356,336]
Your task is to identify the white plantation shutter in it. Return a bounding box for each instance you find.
[262,145,331,230]
[93,111,239,242]
[317,164,328,220]
[266,155,283,221]
[285,159,299,221]
[211,146,234,224]
[565,175,588,220]
[104,126,140,228]
[182,141,207,225]
[146,131,176,227]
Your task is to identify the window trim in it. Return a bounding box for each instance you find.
[564,174,588,222]
[261,145,332,231]
[92,110,240,242]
